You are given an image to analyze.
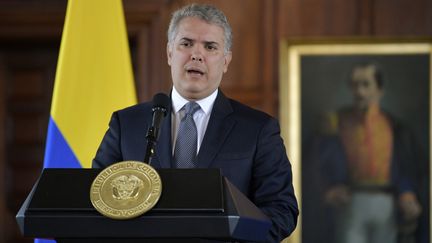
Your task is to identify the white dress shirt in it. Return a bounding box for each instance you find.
[171,87,218,155]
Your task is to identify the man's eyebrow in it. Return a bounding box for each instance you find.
[180,37,193,42]
[179,38,220,47]
[204,41,219,46]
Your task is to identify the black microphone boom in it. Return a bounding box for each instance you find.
[144,93,170,164]
[151,93,170,139]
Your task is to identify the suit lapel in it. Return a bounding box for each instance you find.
[154,108,173,168]
[196,91,235,168]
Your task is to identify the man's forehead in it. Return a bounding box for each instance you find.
[352,66,376,82]
[175,17,225,43]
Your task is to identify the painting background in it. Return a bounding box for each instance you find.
[300,54,430,243]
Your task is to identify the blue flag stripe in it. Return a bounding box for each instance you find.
[35,239,56,243]
[43,117,82,168]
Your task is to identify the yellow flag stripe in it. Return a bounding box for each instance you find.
[51,0,136,168]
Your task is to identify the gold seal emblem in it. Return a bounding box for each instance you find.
[90,161,162,219]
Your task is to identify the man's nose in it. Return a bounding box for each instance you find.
[352,88,368,102]
[191,56,203,62]
[191,47,204,62]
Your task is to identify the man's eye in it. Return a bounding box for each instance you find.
[181,42,192,47]
[206,45,217,51]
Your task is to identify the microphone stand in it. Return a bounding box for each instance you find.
[143,93,169,165]
[144,107,166,165]
[144,127,156,165]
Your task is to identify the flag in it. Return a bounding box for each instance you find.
[37,0,136,242]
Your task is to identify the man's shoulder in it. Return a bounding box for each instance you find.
[316,106,352,135]
[227,98,273,123]
[116,101,153,116]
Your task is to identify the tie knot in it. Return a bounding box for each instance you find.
[184,101,200,116]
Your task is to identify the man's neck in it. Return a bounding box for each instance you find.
[354,103,382,120]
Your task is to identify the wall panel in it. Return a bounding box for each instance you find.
[374,0,432,36]
[278,0,367,37]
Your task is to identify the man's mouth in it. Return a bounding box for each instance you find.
[186,67,205,75]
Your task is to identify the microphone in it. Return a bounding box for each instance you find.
[151,93,170,140]
[144,93,170,164]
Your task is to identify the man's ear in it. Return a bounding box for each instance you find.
[167,43,172,66]
[223,51,232,73]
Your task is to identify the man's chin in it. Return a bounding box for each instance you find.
[353,104,369,112]
[178,88,208,100]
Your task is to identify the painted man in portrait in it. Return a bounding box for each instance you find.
[313,62,422,243]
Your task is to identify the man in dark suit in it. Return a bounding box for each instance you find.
[315,63,422,243]
[93,4,298,242]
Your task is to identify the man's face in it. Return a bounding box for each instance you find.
[167,17,232,100]
[349,66,383,110]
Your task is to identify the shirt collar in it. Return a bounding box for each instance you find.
[171,87,218,115]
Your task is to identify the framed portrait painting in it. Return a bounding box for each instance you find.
[279,41,431,243]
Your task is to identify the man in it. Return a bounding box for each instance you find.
[93,4,298,242]
[318,63,422,243]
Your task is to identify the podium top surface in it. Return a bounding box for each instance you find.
[28,168,224,213]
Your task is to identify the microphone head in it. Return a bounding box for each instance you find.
[152,93,170,115]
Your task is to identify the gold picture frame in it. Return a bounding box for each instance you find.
[279,40,432,243]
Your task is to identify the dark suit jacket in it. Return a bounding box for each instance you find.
[93,91,299,242]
